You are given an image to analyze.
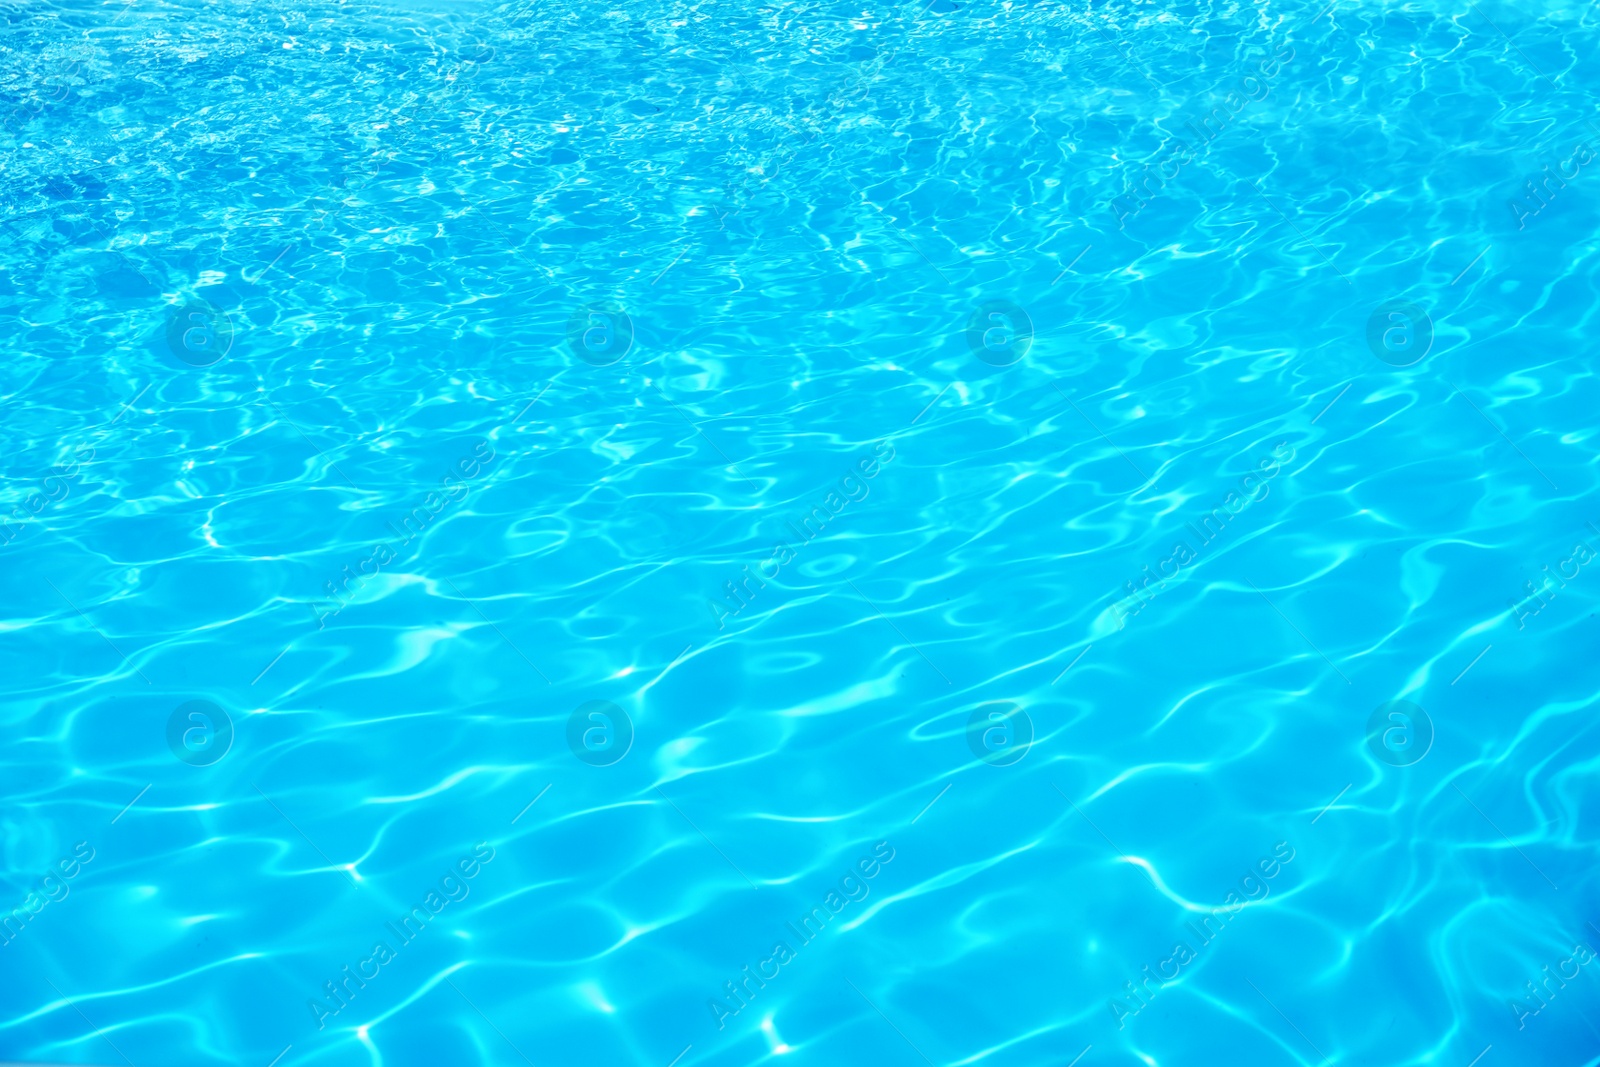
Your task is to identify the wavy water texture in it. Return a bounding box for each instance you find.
[1,0,1599,1064]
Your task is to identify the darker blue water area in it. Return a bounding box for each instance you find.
[2,0,1600,1065]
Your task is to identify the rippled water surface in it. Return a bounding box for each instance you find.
[4,0,1600,1063]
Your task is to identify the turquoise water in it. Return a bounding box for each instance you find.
[3,0,1600,1063]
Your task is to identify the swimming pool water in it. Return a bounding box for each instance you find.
[3,0,1600,1064]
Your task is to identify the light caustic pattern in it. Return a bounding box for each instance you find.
[1,0,1599,1064]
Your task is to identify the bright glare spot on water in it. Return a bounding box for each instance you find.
[760,1016,792,1053]
[578,982,615,1013]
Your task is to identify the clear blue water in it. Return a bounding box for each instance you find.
[3,0,1600,1064]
